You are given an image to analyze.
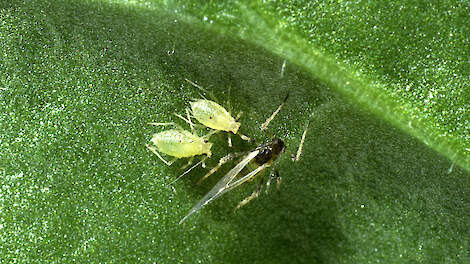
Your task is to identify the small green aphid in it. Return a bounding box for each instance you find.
[190,99,241,134]
[185,79,250,146]
[147,129,212,161]
[146,123,214,181]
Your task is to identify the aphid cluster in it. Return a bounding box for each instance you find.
[146,77,309,224]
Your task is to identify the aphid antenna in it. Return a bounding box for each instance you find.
[173,112,193,128]
[258,126,275,146]
[294,120,310,162]
[193,92,208,101]
[185,108,194,131]
[448,162,455,174]
[173,108,202,133]
[168,156,208,185]
[260,92,290,131]
[145,144,177,166]
[173,111,209,133]
[291,110,314,161]
[149,121,186,132]
[260,60,289,133]
[148,122,174,127]
[225,83,247,132]
[185,78,219,104]
[282,148,294,161]
[280,59,287,78]
[281,124,308,162]
[258,89,309,161]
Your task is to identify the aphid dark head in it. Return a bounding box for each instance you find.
[271,138,285,153]
[255,138,285,165]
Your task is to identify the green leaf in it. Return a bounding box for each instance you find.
[166,0,470,172]
[0,0,469,263]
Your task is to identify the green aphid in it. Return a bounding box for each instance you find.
[185,79,250,146]
[146,123,214,181]
[190,99,241,134]
[149,129,212,160]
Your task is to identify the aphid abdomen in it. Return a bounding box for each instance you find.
[190,100,240,133]
[151,130,212,158]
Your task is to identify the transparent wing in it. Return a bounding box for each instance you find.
[179,149,260,224]
[221,163,270,195]
[220,154,284,202]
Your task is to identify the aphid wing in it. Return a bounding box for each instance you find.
[179,150,260,224]
[222,163,270,194]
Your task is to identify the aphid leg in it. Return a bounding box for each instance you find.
[260,93,289,131]
[169,157,208,185]
[181,157,194,170]
[294,121,310,161]
[239,134,252,142]
[197,151,246,184]
[145,144,176,166]
[173,112,193,129]
[265,166,277,194]
[148,122,174,127]
[227,133,233,147]
[275,168,282,192]
[233,176,265,212]
[229,111,253,143]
